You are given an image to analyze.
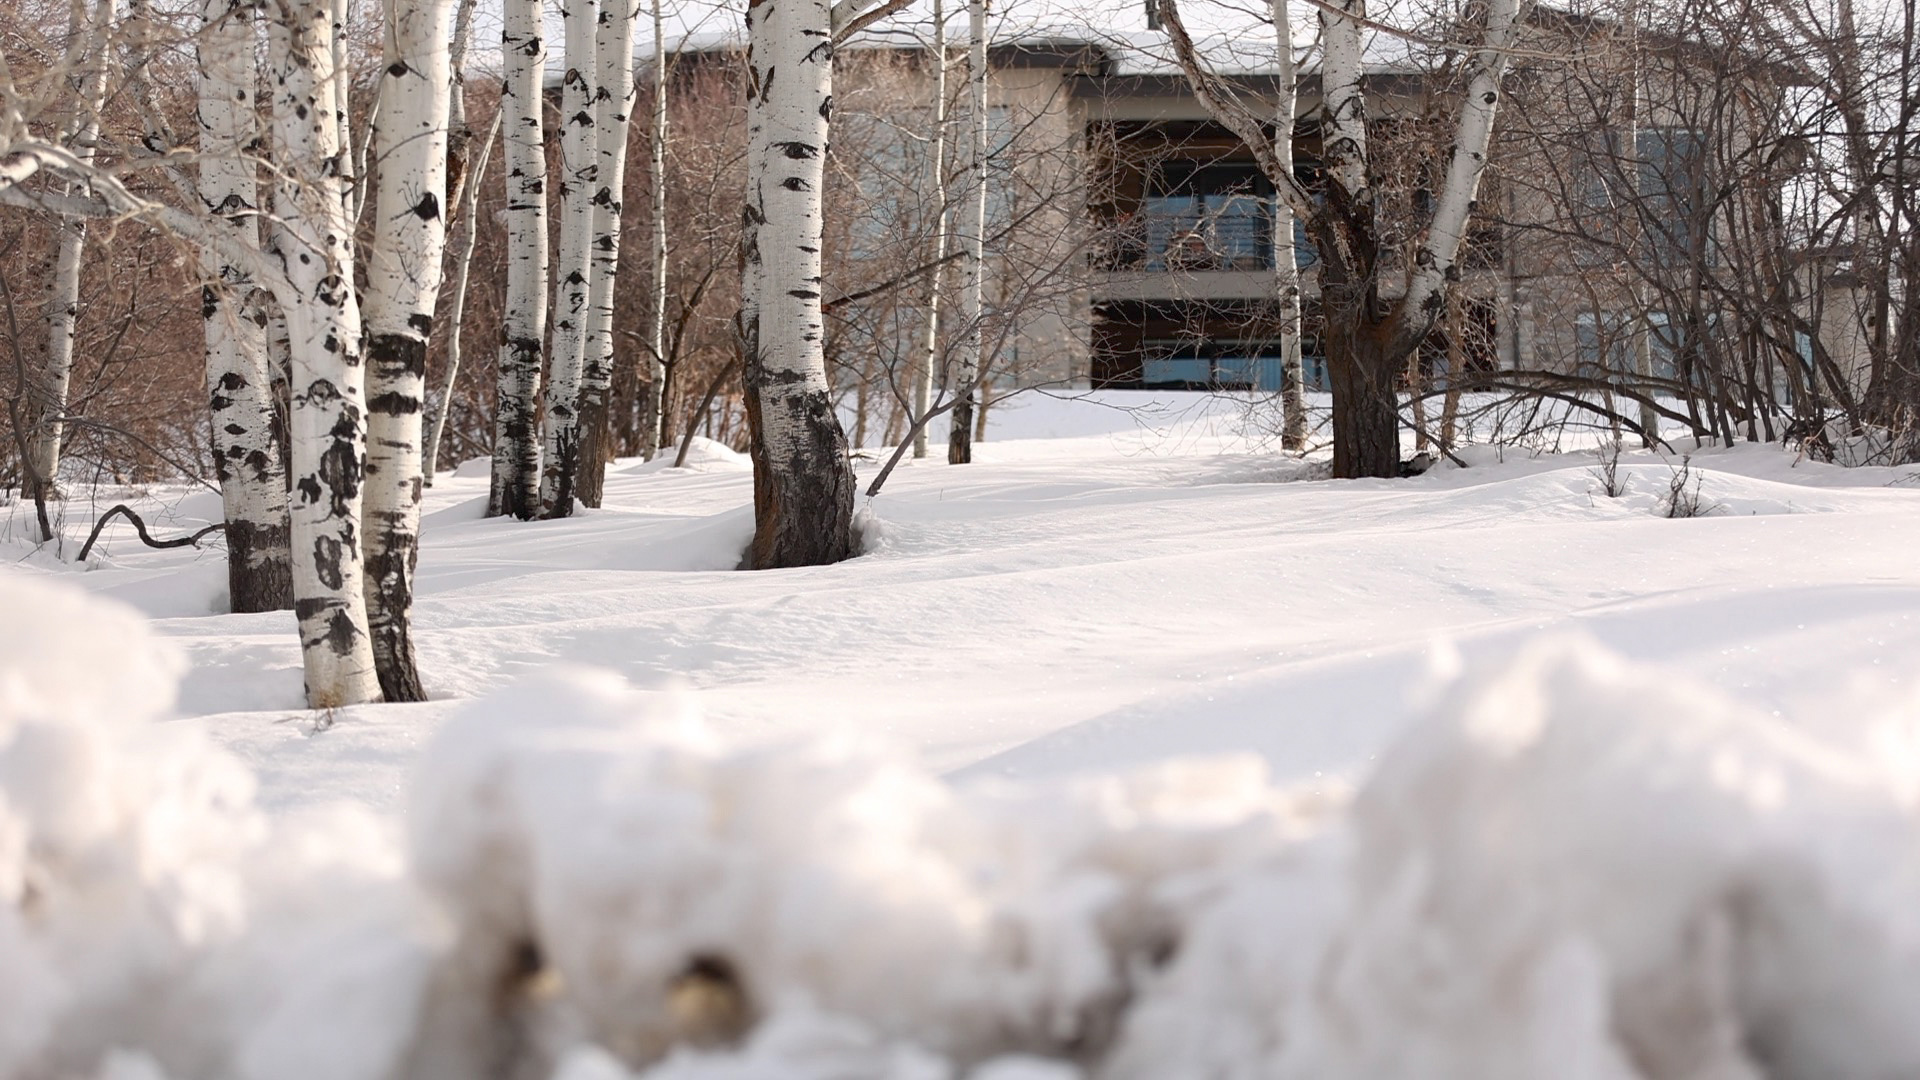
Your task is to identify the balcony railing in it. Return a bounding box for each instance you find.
[1100,196,1318,273]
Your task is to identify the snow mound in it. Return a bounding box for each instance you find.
[1109,637,1920,1079]
[11,569,1920,1079]
[608,438,750,476]
[0,571,429,1080]
[0,570,182,730]
[406,667,1320,1075]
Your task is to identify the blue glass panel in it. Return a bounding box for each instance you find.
[1301,355,1331,392]
[1142,357,1211,385]
[1215,356,1258,385]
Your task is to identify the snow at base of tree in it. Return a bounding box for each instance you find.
[8,569,1920,1078]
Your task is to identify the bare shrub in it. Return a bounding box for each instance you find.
[1661,454,1714,518]
[1591,438,1628,497]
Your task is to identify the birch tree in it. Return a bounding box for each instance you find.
[640,0,670,460]
[18,0,112,536]
[198,0,295,612]
[946,0,986,465]
[914,0,950,461]
[267,0,381,706]
[575,0,640,507]
[421,0,483,484]
[423,105,499,482]
[361,0,456,701]
[739,0,908,565]
[537,0,599,518]
[489,0,547,519]
[1155,0,1525,477]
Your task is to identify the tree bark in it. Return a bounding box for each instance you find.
[1324,302,1403,478]
[267,0,382,707]
[914,0,950,461]
[739,0,858,568]
[489,0,548,520]
[946,0,987,465]
[198,0,294,613]
[1267,0,1307,450]
[576,0,640,507]
[361,0,456,702]
[538,0,600,518]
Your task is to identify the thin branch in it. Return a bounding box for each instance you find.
[78,504,224,561]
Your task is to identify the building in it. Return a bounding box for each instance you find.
[658,13,1841,419]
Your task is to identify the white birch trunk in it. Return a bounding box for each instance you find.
[1400,0,1520,320]
[267,0,381,707]
[361,0,456,702]
[1152,0,1308,448]
[22,0,112,529]
[913,0,949,461]
[641,0,670,458]
[331,0,363,222]
[424,106,499,483]
[946,0,986,465]
[423,0,480,485]
[489,0,548,520]
[446,0,478,197]
[575,0,639,506]
[740,0,857,567]
[1269,0,1306,450]
[537,0,600,517]
[1623,0,1659,446]
[198,0,294,612]
[1319,0,1369,211]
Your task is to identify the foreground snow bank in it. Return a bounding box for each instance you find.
[8,571,1920,1079]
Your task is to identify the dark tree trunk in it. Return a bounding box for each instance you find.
[224,516,294,613]
[576,394,610,508]
[363,521,425,702]
[652,372,672,452]
[1324,297,1404,479]
[741,370,858,569]
[489,333,543,520]
[947,396,974,464]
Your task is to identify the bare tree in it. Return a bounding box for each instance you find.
[423,105,500,483]
[946,0,987,465]
[488,0,547,519]
[198,0,295,612]
[267,0,381,705]
[1156,0,1526,477]
[538,0,600,518]
[737,0,909,567]
[361,0,457,701]
[639,0,671,460]
[16,0,112,537]
[575,0,640,507]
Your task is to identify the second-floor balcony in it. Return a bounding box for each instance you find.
[1104,194,1319,274]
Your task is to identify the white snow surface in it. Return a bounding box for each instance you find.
[8,390,1920,1077]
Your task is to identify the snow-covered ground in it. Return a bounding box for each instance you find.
[8,390,1920,1078]
[20,390,1920,812]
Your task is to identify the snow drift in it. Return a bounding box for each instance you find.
[7,569,1920,1079]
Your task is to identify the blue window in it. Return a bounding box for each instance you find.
[1141,339,1327,392]
[1141,163,1275,271]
